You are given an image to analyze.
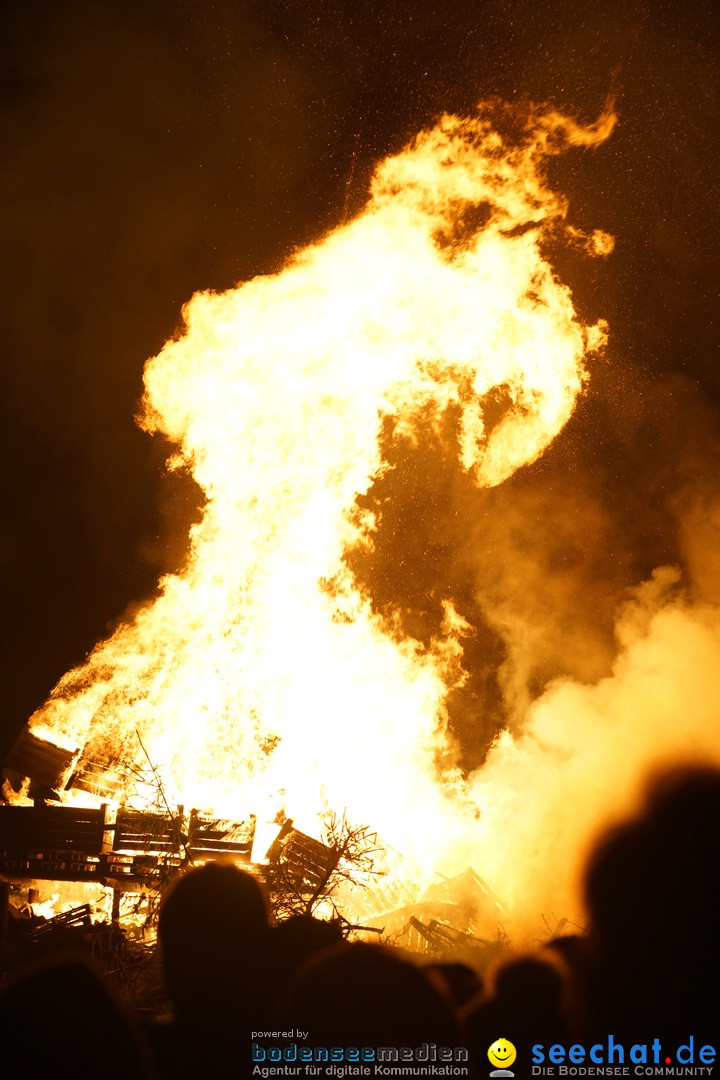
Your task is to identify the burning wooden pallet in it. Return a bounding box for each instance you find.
[27,902,94,940]
[69,758,136,802]
[266,819,339,894]
[3,730,78,792]
[0,804,108,882]
[187,810,256,862]
[0,803,256,889]
[403,915,491,952]
[104,806,187,884]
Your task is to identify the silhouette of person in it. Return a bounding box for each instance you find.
[156,861,272,1076]
[462,951,570,1063]
[0,950,156,1079]
[273,940,464,1052]
[577,764,720,1040]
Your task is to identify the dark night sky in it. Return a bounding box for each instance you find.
[1,0,719,760]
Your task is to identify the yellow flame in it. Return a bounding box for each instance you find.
[29,101,616,913]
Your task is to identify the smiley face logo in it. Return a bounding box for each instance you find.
[488,1038,517,1073]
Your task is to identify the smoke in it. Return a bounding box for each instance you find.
[464,564,720,927]
[450,365,720,925]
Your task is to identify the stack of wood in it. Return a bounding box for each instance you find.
[0,803,257,889]
[363,867,509,959]
[0,804,107,882]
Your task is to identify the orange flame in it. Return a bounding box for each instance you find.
[29,101,619,923]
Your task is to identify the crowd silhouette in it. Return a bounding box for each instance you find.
[0,764,718,1078]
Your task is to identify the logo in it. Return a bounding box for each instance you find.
[488,1038,517,1077]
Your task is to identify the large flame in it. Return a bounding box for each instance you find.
[28,101,621,923]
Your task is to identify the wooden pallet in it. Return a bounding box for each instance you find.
[3,731,78,790]
[0,803,256,888]
[267,819,339,892]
